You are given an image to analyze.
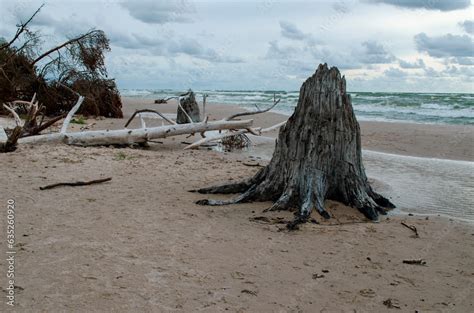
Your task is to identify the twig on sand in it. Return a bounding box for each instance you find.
[401,221,419,237]
[402,259,426,265]
[39,177,112,190]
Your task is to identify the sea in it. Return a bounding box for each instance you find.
[121,89,474,125]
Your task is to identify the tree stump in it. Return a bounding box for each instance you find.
[177,90,201,124]
[194,64,394,228]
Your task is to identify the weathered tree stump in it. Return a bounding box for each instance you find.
[177,90,201,124]
[194,64,394,228]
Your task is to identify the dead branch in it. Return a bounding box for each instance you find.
[29,114,65,135]
[154,97,174,104]
[402,259,426,265]
[3,104,23,126]
[225,95,281,121]
[401,221,419,237]
[184,120,286,150]
[0,126,23,152]
[0,4,44,50]
[60,95,85,133]
[31,30,102,66]
[39,177,112,190]
[125,109,176,127]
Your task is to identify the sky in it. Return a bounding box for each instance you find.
[0,0,473,92]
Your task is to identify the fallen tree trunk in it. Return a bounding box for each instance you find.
[194,64,395,229]
[19,119,253,146]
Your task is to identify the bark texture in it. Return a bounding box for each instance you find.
[177,91,201,124]
[195,64,394,227]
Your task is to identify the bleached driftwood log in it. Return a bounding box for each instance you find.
[19,119,254,146]
[5,89,280,151]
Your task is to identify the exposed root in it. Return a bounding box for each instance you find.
[196,185,258,206]
[369,189,396,209]
[192,180,252,194]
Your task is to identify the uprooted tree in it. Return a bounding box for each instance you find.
[195,64,395,229]
[0,4,122,118]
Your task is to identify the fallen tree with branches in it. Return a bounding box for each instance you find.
[0,87,285,152]
[0,4,122,118]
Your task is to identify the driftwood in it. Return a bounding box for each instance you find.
[401,221,419,237]
[184,121,286,150]
[125,109,176,127]
[402,259,426,265]
[19,119,254,146]
[3,88,281,151]
[60,95,85,133]
[1,93,64,152]
[40,177,112,190]
[0,126,22,152]
[194,64,395,229]
[225,95,281,121]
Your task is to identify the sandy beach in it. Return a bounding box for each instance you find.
[1,97,473,312]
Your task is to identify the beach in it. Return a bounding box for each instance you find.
[0,97,473,312]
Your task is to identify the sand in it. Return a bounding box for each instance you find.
[0,97,473,312]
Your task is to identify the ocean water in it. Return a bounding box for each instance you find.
[121,89,474,125]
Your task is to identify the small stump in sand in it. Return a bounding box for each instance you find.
[177,90,201,124]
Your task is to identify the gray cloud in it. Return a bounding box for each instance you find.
[109,31,243,63]
[449,57,474,65]
[265,40,301,59]
[398,58,425,68]
[121,1,195,24]
[365,0,471,11]
[311,48,363,70]
[414,33,474,57]
[384,67,408,77]
[444,64,474,77]
[459,20,474,35]
[359,40,395,64]
[279,21,307,40]
[278,20,319,46]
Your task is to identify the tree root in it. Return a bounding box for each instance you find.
[194,176,394,230]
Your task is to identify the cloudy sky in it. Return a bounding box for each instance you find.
[0,0,473,92]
